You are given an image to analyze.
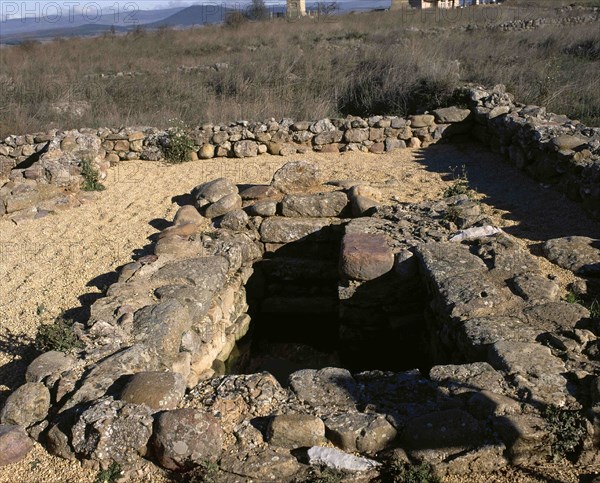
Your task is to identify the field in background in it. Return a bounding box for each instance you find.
[0,1,599,137]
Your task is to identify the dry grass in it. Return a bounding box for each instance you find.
[0,2,598,137]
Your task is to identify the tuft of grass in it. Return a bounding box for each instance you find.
[541,405,587,462]
[443,165,471,198]
[80,159,106,191]
[564,291,600,317]
[163,120,195,163]
[179,461,220,483]
[35,313,84,353]
[588,298,600,318]
[380,459,440,483]
[94,462,123,483]
[298,468,344,483]
[564,290,584,305]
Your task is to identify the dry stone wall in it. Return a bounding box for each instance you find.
[1,160,599,479]
[2,85,600,221]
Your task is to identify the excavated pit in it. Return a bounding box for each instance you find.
[225,230,433,383]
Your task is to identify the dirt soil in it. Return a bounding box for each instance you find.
[1,145,599,483]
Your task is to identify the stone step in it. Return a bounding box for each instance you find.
[264,241,340,260]
[258,257,339,282]
[260,297,337,314]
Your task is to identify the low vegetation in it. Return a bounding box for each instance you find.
[94,462,123,483]
[380,459,440,483]
[541,405,587,462]
[80,158,106,191]
[163,120,195,163]
[34,313,83,353]
[443,165,471,198]
[564,290,600,318]
[0,2,598,137]
[179,461,220,483]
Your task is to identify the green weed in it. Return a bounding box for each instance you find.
[35,313,84,353]
[80,159,106,191]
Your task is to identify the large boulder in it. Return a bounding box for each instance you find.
[0,425,33,467]
[543,236,600,276]
[281,191,348,218]
[233,140,258,158]
[433,107,471,123]
[266,414,326,449]
[0,382,50,427]
[25,351,74,383]
[204,193,243,219]
[71,397,154,466]
[193,178,237,207]
[259,217,336,244]
[271,161,322,194]
[289,368,358,410]
[120,372,186,411]
[324,413,397,453]
[152,408,223,471]
[340,233,394,281]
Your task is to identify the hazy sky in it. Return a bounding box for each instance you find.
[1,0,389,20]
[2,0,387,14]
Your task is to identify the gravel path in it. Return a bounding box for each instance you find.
[0,146,597,482]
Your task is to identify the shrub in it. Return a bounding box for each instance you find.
[179,461,220,483]
[297,468,345,483]
[80,159,106,191]
[163,120,195,163]
[443,165,470,198]
[95,462,123,483]
[542,405,587,461]
[225,11,248,29]
[380,459,440,483]
[35,314,84,353]
[248,0,269,21]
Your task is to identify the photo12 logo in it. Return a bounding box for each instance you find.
[1,1,141,25]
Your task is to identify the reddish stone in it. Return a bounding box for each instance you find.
[0,425,33,467]
[340,233,394,281]
[368,142,385,154]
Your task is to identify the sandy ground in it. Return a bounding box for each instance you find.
[1,145,599,482]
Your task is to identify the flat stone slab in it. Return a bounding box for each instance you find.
[271,160,322,194]
[289,368,358,410]
[487,341,569,405]
[281,191,348,218]
[120,371,186,411]
[267,414,326,449]
[259,217,336,243]
[433,107,471,123]
[324,412,397,453]
[340,233,394,281]
[543,236,600,276]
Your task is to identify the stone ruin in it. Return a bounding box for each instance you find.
[1,158,599,480]
[1,84,600,222]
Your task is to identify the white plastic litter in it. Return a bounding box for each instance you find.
[307,446,381,472]
[449,225,503,242]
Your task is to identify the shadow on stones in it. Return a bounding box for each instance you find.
[171,193,193,207]
[149,218,171,232]
[13,142,49,170]
[414,143,600,241]
[0,330,36,407]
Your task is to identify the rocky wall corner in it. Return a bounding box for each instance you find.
[1,160,599,480]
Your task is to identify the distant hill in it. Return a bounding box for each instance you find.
[0,1,391,44]
[0,24,131,44]
[145,5,234,28]
[0,6,186,36]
